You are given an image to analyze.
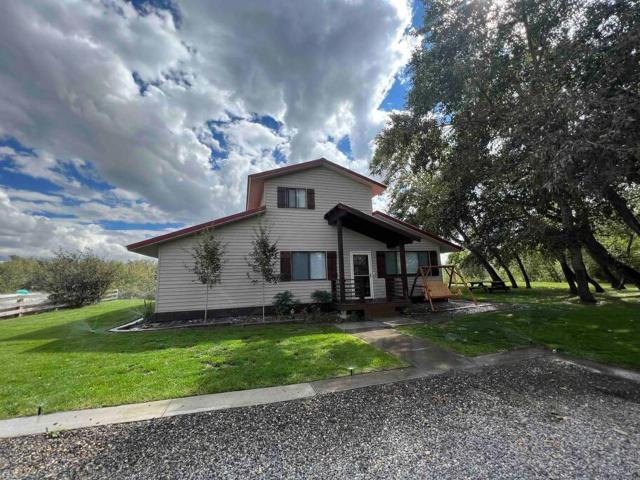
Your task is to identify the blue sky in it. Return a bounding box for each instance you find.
[0,0,424,259]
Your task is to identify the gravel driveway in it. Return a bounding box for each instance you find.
[1,357,639,479]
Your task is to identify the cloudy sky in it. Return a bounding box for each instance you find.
[0,0,423,260]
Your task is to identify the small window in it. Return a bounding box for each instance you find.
[378,250,439,277]
[296,189,307,208]
[309,252,326,279]
[277,187,314,209]
[290,252,327,280]
[384,252,400,275]
[292,252,310,280]
[406,252,419,274]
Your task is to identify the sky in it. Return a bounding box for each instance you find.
[0,0,425,260]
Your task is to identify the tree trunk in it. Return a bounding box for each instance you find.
[490,248,518,288]
[579,230,640,289]
[558,199,595,302]
[605,187,640,236]
[586,253,625,290]
[204,286,209,323]
[262,280,265,322]
[515,254,532,288]
[455,227,504,282]
[586,274,605,293]
[471,246,504,282]
[502,261,519,288]
[558,254,578,294]
[567,244,597,303]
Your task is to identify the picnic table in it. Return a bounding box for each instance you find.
[468,280,510,293]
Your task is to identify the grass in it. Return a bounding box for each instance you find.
[0,300,403,419]
[400,282,640,369]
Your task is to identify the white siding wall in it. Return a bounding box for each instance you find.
[155,165,442,313]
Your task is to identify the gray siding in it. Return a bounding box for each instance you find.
[155,164,442,313]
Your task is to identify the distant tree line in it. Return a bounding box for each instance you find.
[372,0,640,302]
[0,252,156,305]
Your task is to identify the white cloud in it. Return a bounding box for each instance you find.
[0,0,412,258]
[0,190,157,260]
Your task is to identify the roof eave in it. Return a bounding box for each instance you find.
[372,211,463,252]
[127,206,266,254]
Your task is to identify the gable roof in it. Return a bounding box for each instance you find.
[126,206,266,258]
[372,211,463,252]
[245,157,386,209]
[325,203,421,248]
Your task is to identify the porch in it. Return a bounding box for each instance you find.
[324,203,424,316]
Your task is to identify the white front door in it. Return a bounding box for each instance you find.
[350,251,374,299]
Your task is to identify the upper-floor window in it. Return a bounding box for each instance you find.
[277,187,315,209]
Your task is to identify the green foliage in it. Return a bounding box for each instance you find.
[246,224,279,284]
[0,300,402,419]
[138,300,155,322]
[112,260,156,299]
[189,229,226,288]
[0,256,156,297]
[311,290,332,304]
[373,0,640,300]
[272,290,299,317]
[36,250,117,307]
[0,256,39,293]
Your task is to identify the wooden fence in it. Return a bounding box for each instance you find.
[0,289,119,319]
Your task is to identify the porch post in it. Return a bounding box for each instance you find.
[337,217,346,302]
[399,242,409,298]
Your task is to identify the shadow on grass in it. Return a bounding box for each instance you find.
[3,305,358,357]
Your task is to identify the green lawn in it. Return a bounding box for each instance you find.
[0,300,403,419]
[400,282,640,369]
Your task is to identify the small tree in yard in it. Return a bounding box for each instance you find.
[188,229,226,323]
[246,224,279,321]
[37,249,117,307]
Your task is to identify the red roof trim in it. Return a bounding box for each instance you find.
[248,158,386,189]
[127,206,266,251]
[372,211,463,251]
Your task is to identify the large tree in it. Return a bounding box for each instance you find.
[372,0,640,302]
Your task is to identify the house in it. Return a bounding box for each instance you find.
[127,158,462,320]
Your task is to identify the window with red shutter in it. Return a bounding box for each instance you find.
[327,251,337,280]
[280,251,291,281]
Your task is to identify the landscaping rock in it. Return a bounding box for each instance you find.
[1,357,638,479]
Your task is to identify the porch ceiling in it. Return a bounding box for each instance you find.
[324,203,421,248]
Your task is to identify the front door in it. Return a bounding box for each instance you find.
[351,251,373,299]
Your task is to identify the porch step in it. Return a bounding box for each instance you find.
[334,300,411,320]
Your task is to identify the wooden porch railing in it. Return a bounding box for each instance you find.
[330,276,408,303]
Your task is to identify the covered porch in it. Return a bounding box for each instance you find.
[324,203,423,315]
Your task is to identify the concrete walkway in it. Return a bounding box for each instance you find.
[344,324,473,372]
[2,320,638,439]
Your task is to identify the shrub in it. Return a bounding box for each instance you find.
[311,290,332,304]
[272,290,298,317]
[112,260,157,299]
[138,300,155,322]
[37,249,117,307]
[0,256,39,293]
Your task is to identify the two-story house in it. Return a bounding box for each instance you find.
[127,158,461,321]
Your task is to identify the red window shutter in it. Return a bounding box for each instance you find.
[327,251,337,280]
[429,251,439,276]
[306,189,315,209]
[280,251,291,281]
[277,187,287,208]
[376,251,386,278]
